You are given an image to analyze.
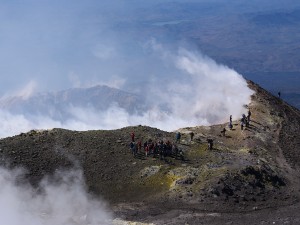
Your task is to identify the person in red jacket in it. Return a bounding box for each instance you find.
[131,132,135,142]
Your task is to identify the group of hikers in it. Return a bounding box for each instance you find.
[226,109,252,133]
[129,109,253,158]
[214,109,253,149]
[240,110,251,130]
[129,132,184,161]
[175,131,194,143]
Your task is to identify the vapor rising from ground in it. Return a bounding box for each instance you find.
[0,46,253,138]
[0,167,112,225]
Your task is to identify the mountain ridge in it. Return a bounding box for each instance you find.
[0,80,299,224]
[0,85,146,120]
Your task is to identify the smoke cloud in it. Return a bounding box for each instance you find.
[0,167,112,225]
[0,45,253,138]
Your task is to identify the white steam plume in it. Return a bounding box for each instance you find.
[0,47,253,138]
[0,167,112,225]
[167,48,252,125]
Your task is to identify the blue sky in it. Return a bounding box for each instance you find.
[1,0,299,96]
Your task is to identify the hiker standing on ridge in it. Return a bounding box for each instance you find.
[241,114,246,130]
[242,114,246,121]
[190,132,194,142]
[241,119,244,130]
[278,91,281,98]
[207,138,213,150]
[130,142,136,156]
[221,128,226,136]
[137,140,142,153]
[176,132,181,143]
[229,121,233,130]
[247,110,251,122]
[153,142,158,158]
[228,115,233,130]
[131,132,135,142]
[145,145,149,157]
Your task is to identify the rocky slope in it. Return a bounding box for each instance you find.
[0,81,299,224]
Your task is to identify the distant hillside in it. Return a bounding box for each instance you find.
[130,1,300,73]
[0,85,147,120]
[250,9,300,26]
